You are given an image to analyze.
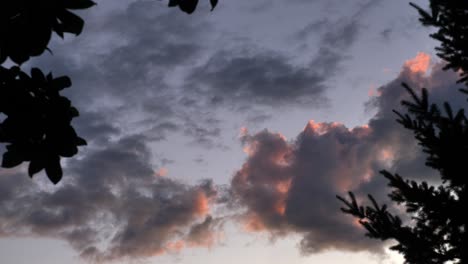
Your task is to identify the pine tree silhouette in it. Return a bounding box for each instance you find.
[337,1,468,263]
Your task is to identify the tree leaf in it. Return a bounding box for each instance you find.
[65,0,96,10]
[2,150,24,168]
[28,159,45,177]
[168,0,180,7]
[52,76,72,90]
[60,144,78,158]
[179,0,199,14]
[45,157,63,184]
[58,9,85,35]
[75,137,87,146]
[31,68,46,83]
[210,0,218,11]
[69,106,80,118]
[0,49,7,64]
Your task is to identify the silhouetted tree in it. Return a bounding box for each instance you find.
[410,0,468,86]
[0,0,218,183]
[168,0,218,14]
[0,0,96,184]
[337,1,468,263]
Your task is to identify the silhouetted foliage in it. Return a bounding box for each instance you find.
[0,0,218,183]
[337,2,467,263]
[0,0,96,65]
[168,0,218,14]
[0,0,94,183]
[0,66,86,183]
[338,85,467,262]
[410,1,468,86]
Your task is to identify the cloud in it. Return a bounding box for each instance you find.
[0,135,219,262]
[3,53,457,261]
[28,0,225,148]
[187,50,328,106]
[73,111,121,144]
[22,0,387,152]
[186,215,224,248]
[231,123,383,253]
[294,0,382,76]
[184,0,382,109]
[186,11,366,108]
[228,53,465,254]
[404,52,431,74]
[183,119,223,148]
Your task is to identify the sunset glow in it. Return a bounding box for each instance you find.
[404,52,431,74]
[194,191,210,217]
[0,1,452,264]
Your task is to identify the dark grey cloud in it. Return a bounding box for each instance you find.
[320,19,360,50]
[187,50,328,106]
[380,28,393,40]
[0,135,218,262]
[184,123,222,148]
[295,19,330,40]
[143,121,181,142]
[246,113,273,124]
[33,0,204,103]
[296,0,382,69]
[186,215,224,247]
[185,0,382,109]
[1,10,231,259]
[187,14,361,107]
[26,0,226,148]
[21,0,388,152]
[228,55,464,254]
[73,111,121,144]
[231,124,385,253]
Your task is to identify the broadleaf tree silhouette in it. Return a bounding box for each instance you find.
[0,0,218,184]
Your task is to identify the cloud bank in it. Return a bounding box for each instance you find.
[1,47,465,264]
[228,53,465,254]
[1,0,464,261]
[0,136,219,262]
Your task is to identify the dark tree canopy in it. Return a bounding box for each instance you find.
[410,0,468,86]
[0,0,96,65]
[0,0,95,183]
[0,0,218,184]
[338,1,468,263]
[168,0,218,14]
[0,67,86,184]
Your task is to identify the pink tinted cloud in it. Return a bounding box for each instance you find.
[155,167,168,177]
[404,52,431,74]
[0,137,221,262]
[229,53,463,254]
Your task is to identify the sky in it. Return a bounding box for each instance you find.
[0,0,466,263]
